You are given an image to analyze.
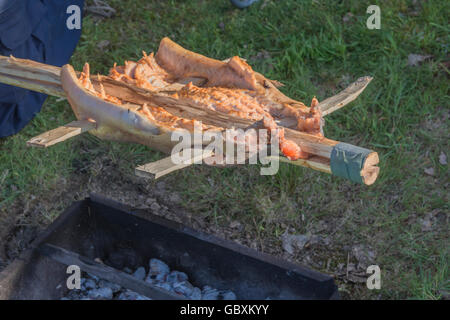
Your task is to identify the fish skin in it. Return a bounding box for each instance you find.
[155,37,258,91]
[60,64,161,136]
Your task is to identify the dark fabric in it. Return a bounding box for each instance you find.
[0,0,15,15]
[0,0,84,137]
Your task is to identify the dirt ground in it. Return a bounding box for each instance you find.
[0,155,381,300]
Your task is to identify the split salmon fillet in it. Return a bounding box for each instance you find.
[62,37,322,160]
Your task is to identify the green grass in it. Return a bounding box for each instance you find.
[0,0,448,299]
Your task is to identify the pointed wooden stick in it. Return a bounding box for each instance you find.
[319,76,373,116]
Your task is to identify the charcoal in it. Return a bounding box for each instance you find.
[149,258,170,275]
[166,271,188,284]
[86,273,99,282]
[154,281,173,292]
[123,267,133,274]
[83,278,97,290]
[220,290,237,300]
[189,287,202,300]
[61,257,236,300]
[98,279,121,293]
[145,272,168,283]
[173,280,194,297]
[132,266,146,281]
[65,289,83,300]
[118,290,151,300]
[146,258,170,283]
[88,287,113,300]
[202,286,220,300]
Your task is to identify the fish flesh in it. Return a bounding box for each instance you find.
[60,37,322,160]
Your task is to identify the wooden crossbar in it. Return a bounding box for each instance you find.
[26,120,96,148]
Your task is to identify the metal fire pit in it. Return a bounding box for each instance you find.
[0,194,339,300]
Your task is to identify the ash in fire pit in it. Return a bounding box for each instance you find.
[0,197,338,300]
[61,258,237,300]
[61,272,150,300]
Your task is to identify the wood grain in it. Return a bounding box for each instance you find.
[136,148,213,179]
[27,120,96,148]
[319,76,373,116]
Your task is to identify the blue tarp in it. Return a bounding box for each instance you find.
[0,0,84,137]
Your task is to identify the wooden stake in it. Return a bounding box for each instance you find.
[136,148,214,180]
[360,152,380,186]
[0,55,65,97]
[319,76,373,116]
[26,120,96,148]
[267,155,332,174]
